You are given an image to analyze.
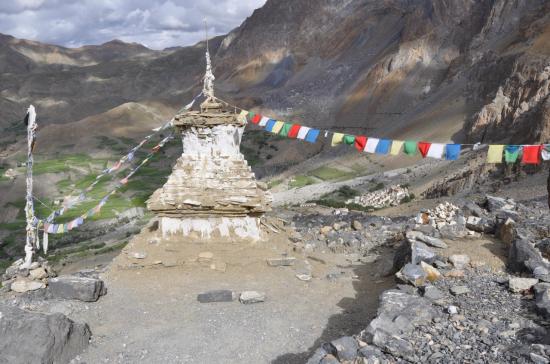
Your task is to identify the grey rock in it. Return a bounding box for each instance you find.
[466,216,495,233]
[306,347,329,364]
[508,277,538,293]
[393,240,436,271]
[462,201,485,217]
[420,235,448,249]
[438,223,469,239]
[407,231,448,249]
[508,237,548,273]
[536,238,550,261]
[396,284,418,295]
[486,195,515,212]
[434,260,450,269]
[267,257,296,266]
[329,336,358,361]
[11,279,45,293]
[396,263,427,287]
[372,330,414,360]
[358,345,383,359]
[450,285,470,296]
[365,290,438,342]
[449,254,470,269]
[534,283,550,318]
[423,285,445,301]
[0,303,91,364]
[530,353,550,364]
[352,220,363,231]
[239,291,265,304]
[534,266,550,282]
[197,290,235,303]
[48,276,106,302]
[319,354,340,364]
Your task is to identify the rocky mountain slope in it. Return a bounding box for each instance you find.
[0,0,549,266]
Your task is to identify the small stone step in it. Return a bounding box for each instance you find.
[197,290,236,303]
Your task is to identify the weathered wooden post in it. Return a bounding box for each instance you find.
[21,105,38,269]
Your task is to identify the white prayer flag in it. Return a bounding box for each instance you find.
[364,138,380,153]
[297,127,311,140]
[427,143,445,159]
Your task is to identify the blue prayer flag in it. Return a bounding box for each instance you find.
[305,129,320,143]
[265,119,276,132]
[375,139,391,155]
[445,144,461,160]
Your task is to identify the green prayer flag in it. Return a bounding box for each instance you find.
[504,146,521,163]
[403,140,418,156]
[279,123,292,137]
[343,135,356,145]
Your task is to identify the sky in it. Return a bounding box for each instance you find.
[0,0,267,49]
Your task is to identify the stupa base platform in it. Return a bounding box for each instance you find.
[160,216,262,241]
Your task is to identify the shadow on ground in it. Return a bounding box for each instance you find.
[272,246,395,364]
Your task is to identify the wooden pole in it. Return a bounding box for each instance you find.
[21,105,37,269]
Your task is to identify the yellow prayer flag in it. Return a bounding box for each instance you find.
[238,110,248,123]
[271,121,285,134]
[487,145,504,163]
[331,133,344,147]
[390,140,404,155]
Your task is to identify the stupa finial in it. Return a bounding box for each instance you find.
[202,18,215,102]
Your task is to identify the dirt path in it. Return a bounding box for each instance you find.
[71,224,395,364]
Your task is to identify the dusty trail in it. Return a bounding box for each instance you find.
[71,222,394,364]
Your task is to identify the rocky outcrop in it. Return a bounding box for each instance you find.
[0,303,91,364]
[466,56,550,143]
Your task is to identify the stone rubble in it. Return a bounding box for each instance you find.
[347,185,410,209]
[307,194,550,364]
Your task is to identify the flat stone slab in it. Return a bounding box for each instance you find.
[48,276,106,302]
[509,277,539,293]
[11,279,45,293]
[239,291,266,304]
[267,257,296,267]
[197,290,236,303]
[450,285,470,296]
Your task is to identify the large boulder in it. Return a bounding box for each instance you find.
[393,240,436,272]
[485,195,516,212]
[48,276,106,302]
[466,216,496,234]
[508,237,548,274]
[364,290,439,343]
[0,304,91,364]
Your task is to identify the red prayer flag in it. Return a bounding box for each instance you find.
[251,114,262,124]
[418,142,432,158]
[288,124,301,138]
[355,136,367,152]
[522,145,543,164]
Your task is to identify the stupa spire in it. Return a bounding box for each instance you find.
[202,19,215,102]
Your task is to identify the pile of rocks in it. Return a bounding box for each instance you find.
[347,185,410,209]
[290,212,407,254]
[414,201,472,239]
[2,258,55,293]
[2,259,107,302]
